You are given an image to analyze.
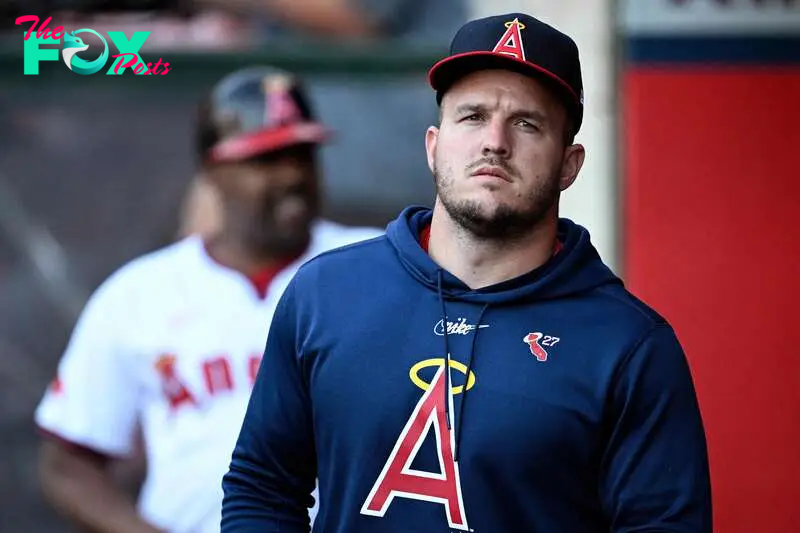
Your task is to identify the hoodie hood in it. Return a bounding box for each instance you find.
[387,205,620,303]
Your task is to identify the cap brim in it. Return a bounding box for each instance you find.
[428,51,579,106]
[209,122,331,163]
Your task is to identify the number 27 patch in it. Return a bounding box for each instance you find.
[522,332,560,362]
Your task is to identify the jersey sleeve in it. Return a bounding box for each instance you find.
[221,277,316,533]
[600,323,713,532]
[34,272,140,457]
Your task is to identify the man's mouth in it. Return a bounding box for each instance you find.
[273,194,310,226]
[471,166,511,183]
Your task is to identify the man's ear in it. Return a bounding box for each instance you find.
[559,143,585,192]
[425,125,439,175]
[178,174,223,239]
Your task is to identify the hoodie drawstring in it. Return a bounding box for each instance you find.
[436,269,489,462]
[455,302,488,462]
[437,270,453,430]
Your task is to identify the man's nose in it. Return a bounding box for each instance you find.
[481,119,511,158]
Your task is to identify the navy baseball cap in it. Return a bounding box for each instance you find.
[428,13,584,133]
[197,66,330,163]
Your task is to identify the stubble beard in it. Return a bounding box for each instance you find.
[224,188,318,260]
[433,157,561,242]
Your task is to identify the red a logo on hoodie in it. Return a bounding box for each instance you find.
[360,364,469,530]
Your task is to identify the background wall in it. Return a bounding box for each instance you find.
[620,0,800,531]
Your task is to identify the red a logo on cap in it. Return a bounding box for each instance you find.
[492,18,526,62]
[263,75,302,127]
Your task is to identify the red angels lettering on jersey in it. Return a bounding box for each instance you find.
[154,352,264,410]
[202,355,236,394]
[492,17,526,61]
[154,354,197,410]
[361,360,470,531]
[248,353,262,383]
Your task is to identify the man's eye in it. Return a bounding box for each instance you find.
[516,119,540,130]
[463,114,482,121]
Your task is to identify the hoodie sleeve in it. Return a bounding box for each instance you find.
[221,279,316,533]
[600,323,713,533]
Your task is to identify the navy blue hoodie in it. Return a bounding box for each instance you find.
[222,206,712,532]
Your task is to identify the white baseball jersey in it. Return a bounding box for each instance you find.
[35,219,383,533]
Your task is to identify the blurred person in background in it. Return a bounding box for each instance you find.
[33,65,383,533]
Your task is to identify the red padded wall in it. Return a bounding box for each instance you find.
[623,68,800,532]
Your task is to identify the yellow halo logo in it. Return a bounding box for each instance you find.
[409,358,476,395]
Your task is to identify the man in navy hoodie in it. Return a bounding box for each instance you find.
[221,12,713,533]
